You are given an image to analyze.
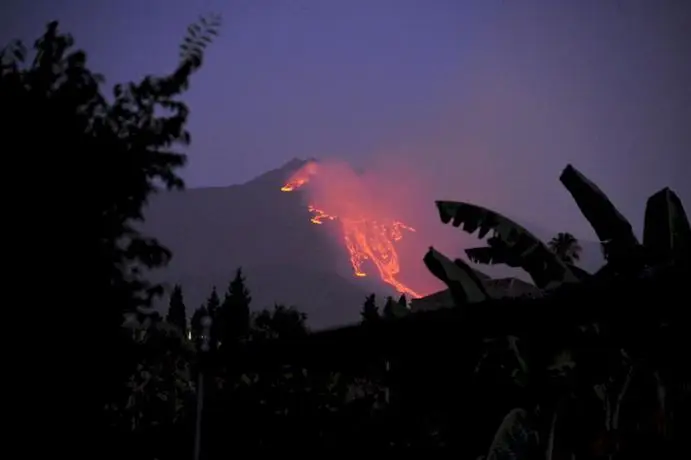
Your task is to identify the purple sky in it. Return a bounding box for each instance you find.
[3,0,689,242]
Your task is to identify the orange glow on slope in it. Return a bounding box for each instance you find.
[307,205,336,225]
[281,162,421,299]
[281,161,318,191]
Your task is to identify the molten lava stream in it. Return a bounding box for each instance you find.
[340,218,421,299]
[280,162,421,299]
[307,205,336,225]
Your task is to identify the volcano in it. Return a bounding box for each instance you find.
[142,158,421,329]
[142,158,606,329]
[279,160,424,298]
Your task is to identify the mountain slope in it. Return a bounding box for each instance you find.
[142,159,398,329]
[141,158,606,329]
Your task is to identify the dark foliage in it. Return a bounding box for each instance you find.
[0,17,218,453]
[382,296,396,319]
[397,294,407,308]
[6,16,687,460]
[228,262,689,453]
[166,284,188,334]
[191,305,208,344]
[360,293,380,323]
[219,268,251,348]
[251,304,308,341]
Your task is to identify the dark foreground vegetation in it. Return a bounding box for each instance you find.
[3,20,688,459]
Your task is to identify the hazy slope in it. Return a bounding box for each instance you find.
[142,159,398,329]
[141,158,605,329]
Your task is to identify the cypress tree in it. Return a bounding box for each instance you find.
[165,284,187,334]
[220,268,251,348]
[360,294,380,323]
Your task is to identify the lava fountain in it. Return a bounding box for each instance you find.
[281,161,422,299]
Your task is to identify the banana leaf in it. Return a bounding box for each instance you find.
[423,247,491,305]
[559,164,639,255]
[467,243,591,283]
[466,238,521,267]
[435,202,578,289]
[643,187,691,265]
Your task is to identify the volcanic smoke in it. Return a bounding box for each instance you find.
[280,160,422,299]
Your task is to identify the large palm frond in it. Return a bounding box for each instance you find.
[435,201,579,289]
[643,187,691,266]
[559,165,639,262]
[423,247,491,305]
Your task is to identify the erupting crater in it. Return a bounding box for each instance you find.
[280,161,422,299]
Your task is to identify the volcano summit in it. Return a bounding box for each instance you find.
[142,158,427,329]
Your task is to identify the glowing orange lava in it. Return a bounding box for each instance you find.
[281,162,421,299]
[281,161,318,191]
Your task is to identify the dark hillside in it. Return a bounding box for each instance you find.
[142,159,398,328]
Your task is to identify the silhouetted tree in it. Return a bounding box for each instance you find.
[382,296,396,320]
[382,294,409,320]
[548,232,582,265]
[251,304,308,340]
[0,17,219,448]
[190,305,208,344]
[361,294,380,323]
[166,284,187,334]
[206,287,220,316]
[114,311,196,459]
[397,294,407,309]
[219,268,251,348]
[205,286,221,347]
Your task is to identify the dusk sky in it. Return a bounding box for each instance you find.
[3,0,689,241]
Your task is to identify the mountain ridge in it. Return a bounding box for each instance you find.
[143,157,402,329]
[142,158,605,329]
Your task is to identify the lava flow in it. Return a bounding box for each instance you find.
[281,161,421,299]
